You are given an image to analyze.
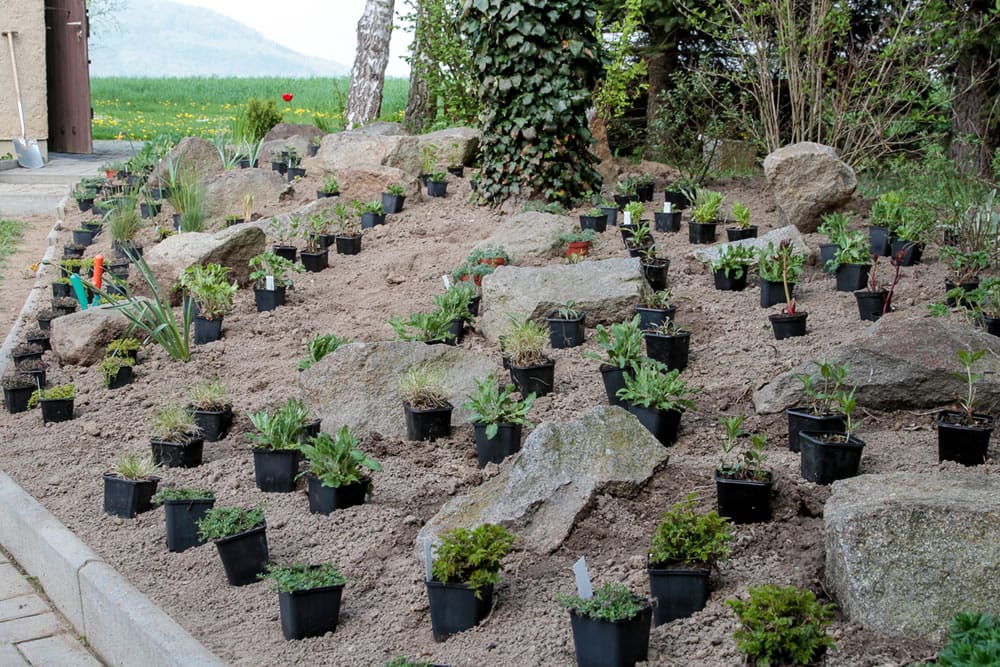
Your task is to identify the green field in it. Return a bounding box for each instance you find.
[90,77,411,140]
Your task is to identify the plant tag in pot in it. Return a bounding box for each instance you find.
[573,556,593,599]
[623,211,632,226]
[265,275,275,290]
[664,202,672,213]
[442,274,451,289]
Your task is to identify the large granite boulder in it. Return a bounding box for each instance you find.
[764,142,856,233]
[298,341,495,439]
[50,304,135,366]
[337,166,421,201]
[260,135,311,167]
[471,212,578,263]
[691,225,810,265]
[262,122,325,145]
[826,473,1000,640]
[418,127,481,167]
[312,131,422,176]
[478,258,643,343]
[416,405,669,561]
[151,137,222,184]
[753,315,1000,413]
[202,168,289,222]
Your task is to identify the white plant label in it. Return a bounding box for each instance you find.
[623,211,632,226]
[265,275,275,291]
[664,202,672,213]
[573,556,593,599]
[442,274,451,290]
[425,542,434,581]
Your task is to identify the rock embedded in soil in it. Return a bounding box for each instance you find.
[49,303,134,366]
[763,142,856,232]
[826,472,1000,640]
[471,211,577,263]
[690,225,810,265]
[202,168,289,223]
[151,136,222,183]
[415,405,669,561]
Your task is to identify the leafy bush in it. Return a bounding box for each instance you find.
[430,523,515,596]
[927,612,1000,666]
[649,493,732,568]
[197,505,265,541]
[151,487,214,504]
[557,582,646,622]
[261,562,346,593]
[461,374,535,438]
[299,426,381,489]
[243,97,282,142]
[726,585,835,666]
[246,398,310,451]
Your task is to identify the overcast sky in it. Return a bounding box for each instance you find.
[172,0,413,77]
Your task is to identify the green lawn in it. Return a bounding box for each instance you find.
[90,77,410,140]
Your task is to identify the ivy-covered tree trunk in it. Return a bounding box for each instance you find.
[403,0,433,131]
[345,0,395,129]
[948,0,999,179]
[462,0,602,205]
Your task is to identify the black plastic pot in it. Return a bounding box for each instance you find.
[163,497,215,553]
[287,167,306,182]
[361,212,386,229]
[279,583,345,640]
[819,243,839,272]
[664,190,690,209]
[191,407,232,442]
[273,245,297,263]
[51,281,72,299]
[636,182,654,202]
[253,449,302,492]
[600,206,618,228]
[936,410,994,466]
[427,180,448,197]
[426,581,493,641]
[726,226,757,241]
[713,268,748,291]
[869,225,894,256]
[403,403,453,441]
[983,316,1000,336]
[769,311,808,340]
[786,408,845,453]
[214,522,269,586]
[106,364,133,389]
[150,438,204,468]
[447,165,464,177]
[300,249,329,273]
[473,422,522,467]
[72,229,96,246]
[688,221,718,244]
[509,359,555,398]
[40,398,74,423]
[307,475,368,514]
[890,240,923,265]
[945,278,980,308]
[654,211,682,233]
[335,234,362,255]
[103,474,159,518]
[835,264,870,292]
[613,194,637,208]
[568,605,651,667]
[760,280,793,308]
[715,471,772,524]
[643,330,690,372]
[600,364,633,409]
[641,259,670,291]
[647,566,710,625]
[634,305,676,332]
[799,431,865,484]
[254,287,286,312]
[139,202,162,219]
[626,402,682,446]
[546,311,586,349]
[193,316,223,345]
[76,197,94,212]
[382,193,405,214]
[3,385,34,414]
[855,290,890,321]
[579,214,607,233]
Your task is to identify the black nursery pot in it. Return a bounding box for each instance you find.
[760,280,793,308]
[426,180,448,197]
[300,249,329,273]
[568,605,652,667]
[102,474,159,518]
[643,330,690,372]
[600,206,618,228]
[855,290,890,321]
[335,234,362,255]
[634,305,676,332]
[626,403,682,446]
[636,182,654,202]
[72,229,96,246]
[273,245,297,263]
[642,259,670,291]
[786,408,845,453]
[983,316,1000,337]
[382,192,405,214]
[819,244,839,272]
[835,264,870,292]
[191,407,232,442]
[426,581,493,642]
[891,239,923,265]
[106,364,133,389]
[664,189,690,209]
[600,364,633,409]
[654,211,682,233]
[936,410,995,466]
[404,403,453,441]
[3,385,34,414]
[715,471,773,524]
[769,311,808,340]
[279,583,345,640]
[163,497,215,553]
[713,268,748,291]
[647,566,710,625]
[579,214,607,233]
[150,438,204,469]
[253,449,302,492]
[799,431,865,484]
[546,311,586,349]
[254,287,286,312]
[51,281,72,299]
[688,221,718,244]
[307,475,369,514]
[361,212,386,229]
[40,398,74,423]
[945,278,980,308]
[509,359,555,398]
[869,225,894,257]
[473,422,522,467]
[287,167,306,182]
[726,226,757,241]
[193,316,223,345]
[214,522,269,586]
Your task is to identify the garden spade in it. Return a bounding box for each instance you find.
[3,31,44,169]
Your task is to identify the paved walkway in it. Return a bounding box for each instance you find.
[0,549,102,666]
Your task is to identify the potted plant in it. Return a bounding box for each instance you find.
[936,348,995,466]
[317,174,340,199]
[618,358,696,445]
[106,196,144,258]
[867,190,905,256]
[103,453,159,518]
[285,146,305,181]
[300,214,330,273]
[73,188,96,212]
[640,245,670,291]
[727,585,836,666]
[621,200,646,237]
[557,229,597,260]
[827,230,871,292]
[634,173,655,202]
[634,286,677,332]
[817,211,850,272]
[390,309,459,346]
[426,523,515,640]
[249,251,303,312]
[646,493,732,625]
[462,375,536,467]
[890,207,932,266]
[715,416,773,523]
[583,314,644,408]
[545,302,586,349]
[664,180,692,209]
[197,505,268,586]
[247,398,311,492]
[400,364,453,441]
[726,201,757,241]
[596,195,618,227]
[758,240,804,308]
[433,284,478,342]
[654,199,683,233]
[149,403,204,468]
[709,244,754,292]
[151,487,215,553]
[359,200,386,228]
[419,143,438,185]
[557,582,652,667]
[687,187,723,244]
[262,562,348,640]
[624,219,655,258]
[613,176,639,207]
[186,377,232,442]
[799,383,864,485]
[300,425,382,514]
[470,245,512,268]
[504,315,555,397]
[382,183,406,214]
[965,277,1000,335]
[855,251,904,321]
[298,333,352,371]
[786,361,850,452]
[267,216,300,263]
[178,263,237,344]
[765,240,809,339]
[426,170,449,197]
[579,207,607,233]
[333,202,363,255]
[28,383,75,423]
[2,373,36,414]
[941,246,990,308]
[99,354,135,389]
[642,320,691,373]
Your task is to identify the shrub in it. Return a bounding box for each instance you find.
[929,612,1000,666]
[244,97,282,142]
[261,562,346,593]
[557,582,646,622]
[197,505,265,542]
[649,493,732,568]
[430,523,515,596]
[726,584,835,665]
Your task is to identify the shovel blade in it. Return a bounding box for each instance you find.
[13,137,44,169]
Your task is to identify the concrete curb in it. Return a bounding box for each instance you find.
[0,471,224,667]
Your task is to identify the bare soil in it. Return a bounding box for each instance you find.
[0,168,980,666]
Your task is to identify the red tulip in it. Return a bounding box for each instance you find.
[282,93,293,102]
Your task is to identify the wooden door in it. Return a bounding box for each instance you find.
[45,0,92,153]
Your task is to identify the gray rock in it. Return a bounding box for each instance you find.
[50,304,135,366]
[419,127,481,167]
[337,166,421,201]
[415,405,668,561]
[260,136,311,166]
[826,472,1000,640]
[478,258,643,343]
[151,137,222,184]
[691,225,810,265]
[298,341,495,439]
[312,130,422,176]
[764,143,857,232]
[202,169,289,222]
[472,211,578,263]
[262,122,325,145]
[753,315,1000,413]
[352,121,409,136]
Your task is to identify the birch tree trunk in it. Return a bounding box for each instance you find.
[345,0,395,129]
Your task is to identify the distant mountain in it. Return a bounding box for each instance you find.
[89,0,349,77]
